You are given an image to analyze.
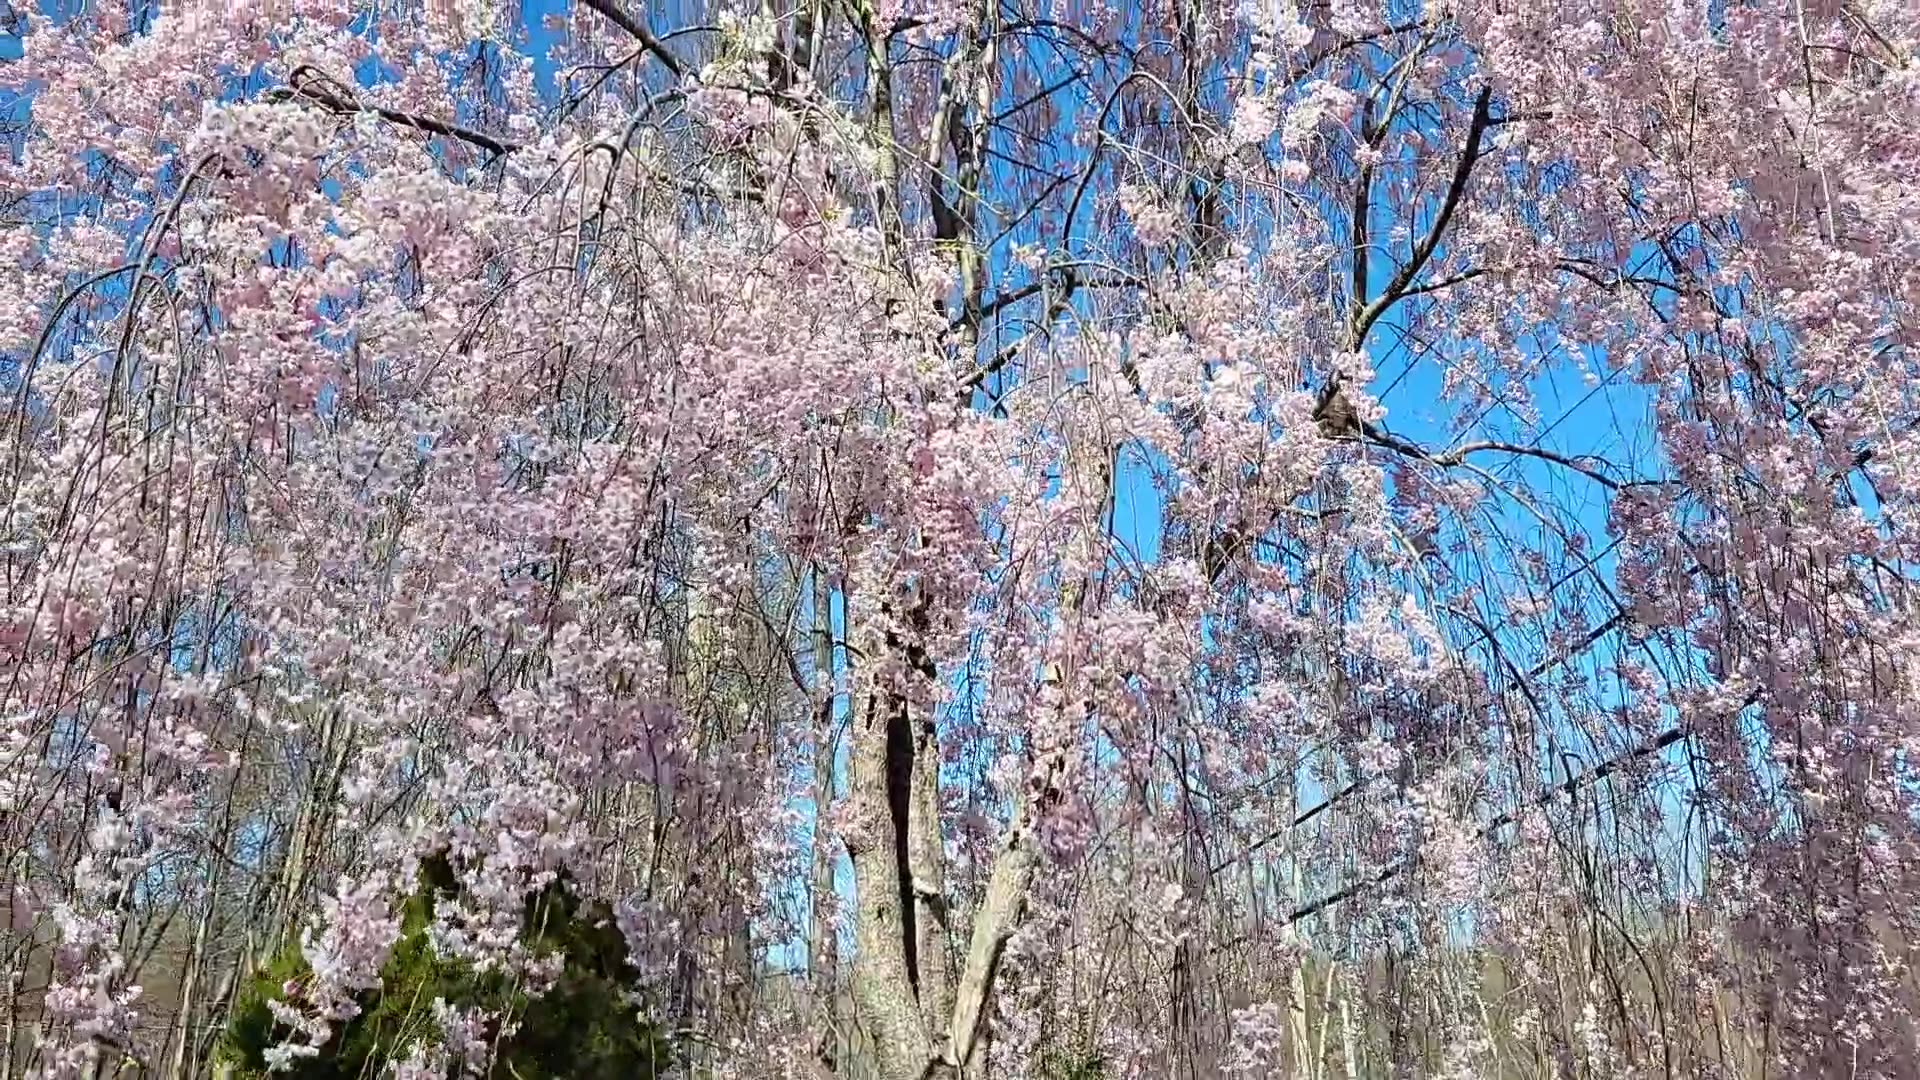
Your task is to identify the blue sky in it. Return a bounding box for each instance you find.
[0,0,1726,970]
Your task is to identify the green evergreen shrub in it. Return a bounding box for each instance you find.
[217,854,672,1079]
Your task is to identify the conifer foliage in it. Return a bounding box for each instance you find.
[217,854,671,1079]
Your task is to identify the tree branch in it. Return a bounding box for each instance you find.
[577,0,687,78]
[273,66,522,158]
[1428,440,1631,490]
[1283,720,1703,927]
[943,666,1070,1075]
[1352,86,1494,344]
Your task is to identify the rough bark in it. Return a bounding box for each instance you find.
[846,684,937,1080]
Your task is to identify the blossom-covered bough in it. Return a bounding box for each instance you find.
[1,0,1916,1077]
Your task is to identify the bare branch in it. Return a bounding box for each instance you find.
[1352,85,1495,344]
[272,65,522,158]
[578,0,688,78]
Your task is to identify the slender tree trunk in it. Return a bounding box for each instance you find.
[193,930,252,1071]
[1290,856,1313,1077]
[165,892,218,1079]
[860,0,905,269]
[245,706,350,1018]
[2,958,17,1080]
[944,753,1067,1078]
[808,568,841,1060]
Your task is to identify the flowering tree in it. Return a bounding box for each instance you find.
[1,0,1917,1077]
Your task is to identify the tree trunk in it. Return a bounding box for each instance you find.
[164,892,218,1079]
[808,569,841,1061]
[845,688,936,1080]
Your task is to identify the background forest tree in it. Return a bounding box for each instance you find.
[0,0,1917,1077]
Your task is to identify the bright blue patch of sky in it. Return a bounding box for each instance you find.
[0,0,1739,966]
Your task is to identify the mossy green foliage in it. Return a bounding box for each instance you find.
[1038,1049,1108,1080]
[1036,1028,1106,1080]
[218,855,671,1079]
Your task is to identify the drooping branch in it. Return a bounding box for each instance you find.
[1317,402,1657,492]
[1207,605,1632,880]
[1282,721,1700,928]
